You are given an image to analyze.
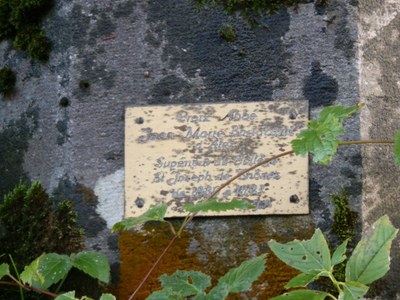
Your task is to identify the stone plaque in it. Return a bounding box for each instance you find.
[125,101,309,218]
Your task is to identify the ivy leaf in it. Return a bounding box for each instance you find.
[394,131,400,165]
[268,229,332,273]
[213,254,266,294]
[112,204,168,232]
[291,104,361,164]
[338,281,368,300]
[285,270,321,288]
[269,289,330,300]
[182,198,254,213]
[346,215,398,285]
[70,251,110,284]
[332,239,348,266]
[157,270,211,298]
[99,294,117,300]
[0,263,9,279]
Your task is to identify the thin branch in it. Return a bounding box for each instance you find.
[128,139,395,299]
[128,235,178,300]
[0,279,59,298]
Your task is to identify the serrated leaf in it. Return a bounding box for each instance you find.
[158,270,210,298]
[332,239,348,266]
[268,229,332,273]
[112,204,168,232]
[99,294,116,300]
[394,131,400,166]
[20,256,44,285]
[285,270,321,288]
[346,215,398,284]
[182,198,254,213]
[269,289,330,300]
[55,291,77,300]
[214,254,266,294]
[291,104,361,164]
[318,105,361,123]
[146,288,184,300]
[338,281,368,300]
[70,251,110,283]
[0,263,10,279]
[31,253,72,289]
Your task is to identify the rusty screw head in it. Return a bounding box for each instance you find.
[144,71,150,78]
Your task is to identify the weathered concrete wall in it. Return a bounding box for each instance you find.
[360,1,400,299]
[2,0,395,298]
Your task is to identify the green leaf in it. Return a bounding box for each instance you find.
[291,104,361,164]
[214,254,266,293]
[268,229,332,273]
[31,253,72,289]
[112,204,168,232]
[99,294,117,300]
[0,263,10,279]
[146,288,185,300]
[338,281,368,300]
[182,198,254,213]
[332,239,348,266]
[70,251,110,283]
[318,105,361,123]
[346,215,398,285]
[55,291,77,300]
[285,270,321,288]
[269,289,330,300]
[158,270,210,298]
[20,256,44,285]
[394,131,400,165]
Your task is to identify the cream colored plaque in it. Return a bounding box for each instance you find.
[125,101,308,217]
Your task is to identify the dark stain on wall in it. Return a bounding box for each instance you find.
[303,61,338,107]
[147,1,292,102]
[151,75,191,103]
[0,105,39,202]
[334,16,355,60]
[53,178,107,238]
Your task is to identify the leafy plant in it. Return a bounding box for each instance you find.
[0,251,113,300]
[268,215,398,300]
[147,254,266,300]
[0,181,84,268]
[114,104,400,299]
[193,0,303,26]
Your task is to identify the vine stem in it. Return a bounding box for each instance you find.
[128,139,394,299]
[1,277,59,298]
[128,236,177,300]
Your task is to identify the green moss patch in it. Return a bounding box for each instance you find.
[0,67,16,96]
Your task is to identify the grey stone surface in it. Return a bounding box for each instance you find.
[360,1,400,299]
[1,0,396,298]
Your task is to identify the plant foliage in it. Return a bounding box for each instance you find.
[0,0,53,61]
[0,181,84,268]
[147,254,266,300]
[268,215,398,300]
[193,0,303,25]
[112,204,168,232]
[291,104,361,164]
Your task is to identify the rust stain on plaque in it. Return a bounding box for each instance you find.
[125,101,309,217]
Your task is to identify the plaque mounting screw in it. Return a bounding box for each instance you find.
[135,197,145,208]
[135,117,144,124]
[289,194,300,203]
[289,110,297,120]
